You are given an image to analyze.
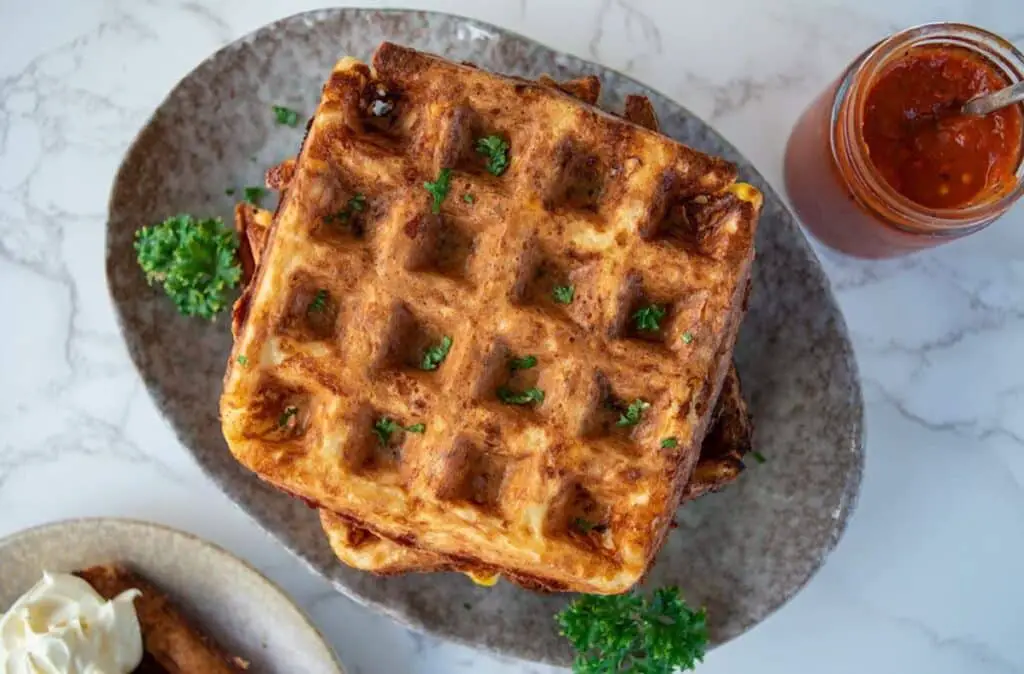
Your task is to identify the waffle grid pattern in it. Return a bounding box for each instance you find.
[223,43,759,592]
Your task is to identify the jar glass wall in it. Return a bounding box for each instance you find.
[784,23,1024,258]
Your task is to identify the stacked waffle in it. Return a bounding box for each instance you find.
[222,43,761,594]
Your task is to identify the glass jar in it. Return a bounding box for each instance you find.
[784,23,1024,258]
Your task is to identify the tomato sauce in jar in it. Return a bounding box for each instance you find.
[784,24,1024,258]
[863,46,1021,210]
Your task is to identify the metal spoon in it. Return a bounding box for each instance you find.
[962,81,1024,116]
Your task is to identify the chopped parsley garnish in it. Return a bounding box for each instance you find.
[552,285,575,305]
[373,417,399,446]
[681,331,694,344]
[476,135,510,176]
[236,355,249,366]
[751,451,767,464]
[617,399,650,427]
[633,303,666,332]
[225,188,235,196]
[272,105,300,127]
[557,588,708,674]
[134,214,241,320]
[307,289,329,314]
[421,335,453,371]
[573,517,606,533]
[324,193,367,226]
[243,186,267,206]
[278,406,298,428]
[497,386,545,405]
[424,168,453,214]
[661,436,678,449]
[373,417,425,445]
[509,355,537,371]
[463,193,474,203]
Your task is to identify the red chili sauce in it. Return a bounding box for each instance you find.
[862,45,1023,210]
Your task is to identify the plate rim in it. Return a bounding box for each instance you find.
[103,6,866,664]
[0,517,345,674]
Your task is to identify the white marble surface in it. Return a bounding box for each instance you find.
[2,0,1023,672]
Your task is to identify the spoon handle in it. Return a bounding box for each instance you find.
[962,81,1024,116]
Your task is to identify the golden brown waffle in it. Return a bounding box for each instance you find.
[75,565,248,673]
[222,42,761,593]
[238,86,754,587]
[317,370,751,584]
[236,76,754,583]
[236,201,751,583]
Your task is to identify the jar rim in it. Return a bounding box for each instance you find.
[830,22,1024,235]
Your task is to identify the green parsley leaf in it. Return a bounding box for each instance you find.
[573,517,606,533]
[424,168,453,214]
[225,188,236,196]
[373,417,424,445]
[509,355,537,371]
[552,285,575,305]
[633,303,666,332]
[278,406,298,428]
[272,105,300,127]
[557,587,708,674]
[463,193,474,203]
[475,135,510,176]
[236,355,249,366]
[497,386,545,405]
[307,289,329,314]
[681,331,694,344]
[751,451,767,464]
[616,399,650,427]
[324,194,368,227]
[373,416,399,446]
[243,186,266,206]
[134,214,241,320]
[421,336,453,371]
[661,436,678,449]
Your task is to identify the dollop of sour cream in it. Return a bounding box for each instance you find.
[0,572,143,674]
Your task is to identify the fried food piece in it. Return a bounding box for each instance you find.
[75,564,248,673]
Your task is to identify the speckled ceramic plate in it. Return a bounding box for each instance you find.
[0,519,343,673]
[105,8,864,666]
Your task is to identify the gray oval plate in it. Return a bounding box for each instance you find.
[0,519,343,673]
[105,8,863,666]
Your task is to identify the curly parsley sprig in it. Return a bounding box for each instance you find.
[633,303,666,332]
[617,399,650,427]
[424,168,453,214]
[476,135,510,176]
[134,215,241,320]
[556,588,708,673]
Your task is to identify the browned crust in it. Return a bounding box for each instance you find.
[232,69,755,589]
[537,74,601,105]
[623,94,660,132]
[222,43,759,593]
[265,158,296,192]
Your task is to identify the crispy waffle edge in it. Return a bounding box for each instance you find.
[221,42,762,593]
